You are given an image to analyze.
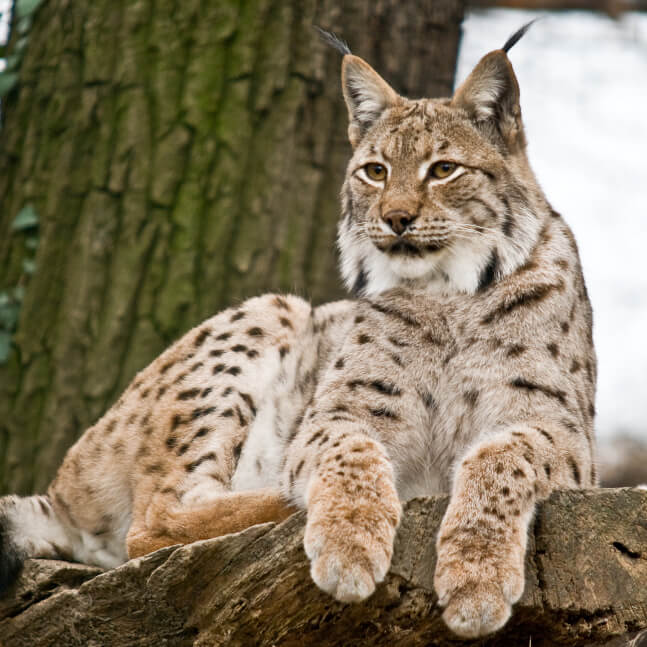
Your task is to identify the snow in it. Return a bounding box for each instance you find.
[1,4,645,438]
[458,9,647,440]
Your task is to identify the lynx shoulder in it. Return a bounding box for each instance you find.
[0,23,595,639]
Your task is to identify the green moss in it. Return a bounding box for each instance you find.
[154,177,204,335]
[151,125,193,206]
[84,0,122,83]
[181,4,235,131]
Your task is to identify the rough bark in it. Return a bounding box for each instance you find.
[1,490,646,646]
[0,0,464,495]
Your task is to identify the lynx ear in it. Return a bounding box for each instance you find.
[452,21,536,149]
[452,50,523,146]
[341,55,401,147]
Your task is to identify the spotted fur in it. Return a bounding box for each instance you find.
[0,27,595,639]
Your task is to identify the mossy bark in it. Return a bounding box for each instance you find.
[0,0,464,494]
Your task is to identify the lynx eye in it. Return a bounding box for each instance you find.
[429,161,456,179]
[364,163,387,182]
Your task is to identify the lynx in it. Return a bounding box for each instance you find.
[0,24,596,638]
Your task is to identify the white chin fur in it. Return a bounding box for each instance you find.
[339,222,495,298]
[338,204,542,298]
[364,246,450,296]
[385,251,445,279]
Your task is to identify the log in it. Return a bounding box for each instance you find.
[1,489,646,646]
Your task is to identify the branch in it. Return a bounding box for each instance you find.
[1,490,646,646]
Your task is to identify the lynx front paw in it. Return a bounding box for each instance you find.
[435,578,516,638]
[434,535,525,638]
[304,474,401,603]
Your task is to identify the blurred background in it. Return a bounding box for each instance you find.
[0,0,645,494]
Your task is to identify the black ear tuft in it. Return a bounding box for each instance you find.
[314,26,352,56]
[0,513,25,594]
[502,19,538,54]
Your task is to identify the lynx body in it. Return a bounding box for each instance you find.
[0,26,596,638]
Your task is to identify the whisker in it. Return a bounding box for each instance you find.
[449,224,529,256]
[358,219,530,259]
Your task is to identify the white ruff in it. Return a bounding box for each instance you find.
[339,225,494,297]
[339,203,541,298]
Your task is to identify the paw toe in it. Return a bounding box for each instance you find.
[501,569,525,602]
[441,585,511,638]
[334,563,376,602]
[310,553,376,602]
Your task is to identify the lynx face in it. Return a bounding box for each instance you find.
[338,52,545,297]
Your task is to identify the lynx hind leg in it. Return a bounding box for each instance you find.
[127,485,297,558]
[142,292,314,461]
[123,294,312,559]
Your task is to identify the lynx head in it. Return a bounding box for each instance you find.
[331,25,549,297]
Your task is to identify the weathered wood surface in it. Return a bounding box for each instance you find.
[1,489,646,646]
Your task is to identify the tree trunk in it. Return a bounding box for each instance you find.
[0,0,464,494]
[1,490,647,646]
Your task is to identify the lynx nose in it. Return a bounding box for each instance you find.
[383,210,417,236]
